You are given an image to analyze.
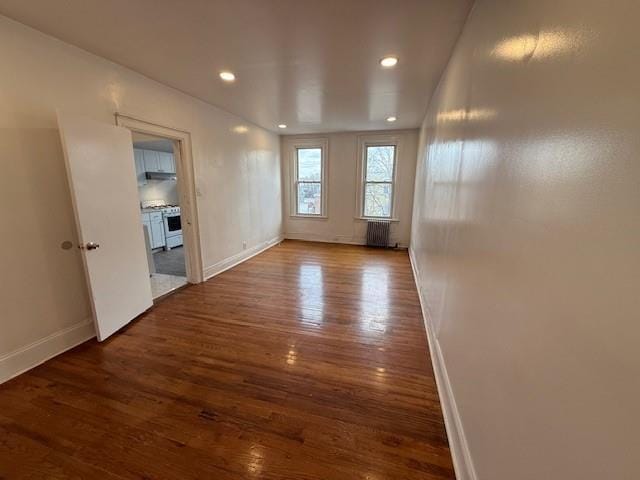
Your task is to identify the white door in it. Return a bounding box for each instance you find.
[57,112,153,341]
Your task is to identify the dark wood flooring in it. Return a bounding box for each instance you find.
[0,240,454,479]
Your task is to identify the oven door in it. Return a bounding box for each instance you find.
[164,213,182,237]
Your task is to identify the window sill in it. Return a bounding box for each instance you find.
[290,214,328,219]
[354,216,400,222]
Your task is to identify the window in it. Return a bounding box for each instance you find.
[362,144,396,218]
[296,148,322,215]
[291,140,327,217]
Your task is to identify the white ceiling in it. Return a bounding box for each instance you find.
[0,0,472,134]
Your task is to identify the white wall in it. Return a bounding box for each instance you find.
[410,0,640,479]
[0,15,282,381]
[282,130,418,246]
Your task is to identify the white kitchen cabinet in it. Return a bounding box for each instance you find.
[149,212,166,249]
[142,149,176,174]
[158,151,176,173]
[134,148,147,186]
[143,149,160,172]
[140,211,166,249]
[141,212,151,231]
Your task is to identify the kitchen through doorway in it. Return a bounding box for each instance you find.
[132,131,188,299]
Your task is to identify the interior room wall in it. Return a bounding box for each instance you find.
[281,130,418,247]
[410,0,640,479]
[0,15,282,382]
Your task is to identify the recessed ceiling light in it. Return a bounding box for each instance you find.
[380,56,399,68]
[219,71,236,82]
[386,116,397,122]
[232,125,248,134]
[278,124,287,129]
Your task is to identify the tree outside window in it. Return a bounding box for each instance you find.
[296,148,323,215]
[363,145,395,217]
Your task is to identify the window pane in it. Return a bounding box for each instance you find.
[365,145,395,181]
[297,182,322,215]
[297,148,322,181]
[364,183,392,217]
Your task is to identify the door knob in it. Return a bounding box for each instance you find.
[81,242,100,250]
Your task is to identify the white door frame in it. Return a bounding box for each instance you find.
[115,113,204,284]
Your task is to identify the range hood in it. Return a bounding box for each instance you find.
[145,171,177,181]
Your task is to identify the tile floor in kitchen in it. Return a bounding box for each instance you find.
[150,272,188,299]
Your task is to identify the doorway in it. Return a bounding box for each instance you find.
[116,114,203,299]
[132,132,187,298]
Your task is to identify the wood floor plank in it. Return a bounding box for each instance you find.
[0,240,454,479]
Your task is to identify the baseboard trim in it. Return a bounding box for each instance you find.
[0,319,95,384]
[408,247,478,480]
[285,232,366,246]
[203,235,283,280]
[285,232,408,248]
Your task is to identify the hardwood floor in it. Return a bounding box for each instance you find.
[0,240,454,479]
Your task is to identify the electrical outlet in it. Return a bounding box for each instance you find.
[242,241,247,249]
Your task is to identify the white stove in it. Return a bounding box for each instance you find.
[162,206,183,250]
[141,200,183,250]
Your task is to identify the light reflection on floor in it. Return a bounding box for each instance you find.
[359,264,390,333]
[247,444,265,476]
[286,344,297,365]
[297,263,324,326]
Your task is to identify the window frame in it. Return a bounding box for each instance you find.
[356,135,399,220]
[289,138,329,218]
